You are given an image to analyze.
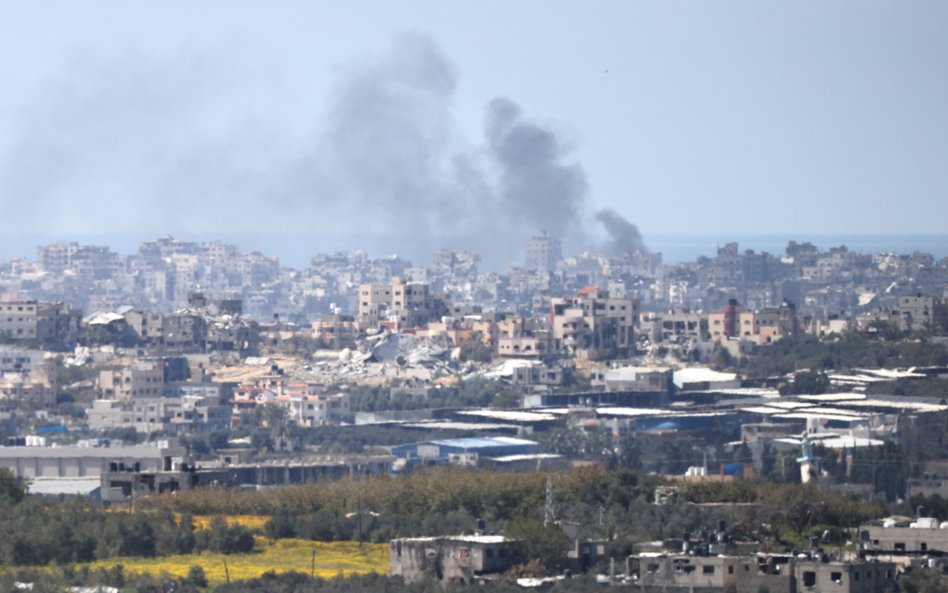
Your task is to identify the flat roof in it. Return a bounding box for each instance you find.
[591,407,671,417]
[458,410,557,422]
[393,535,508,544]
[766,401,816,410]
[834,399,948,413]
[427,436,538,449]
[798,392,867,402]
[403,421,519,431]
[674,368,739,387]
[27,477,101,496]
[0,445,169,458]
[776,412,870,423]
[490,453,563,462]
[775,435,883,448]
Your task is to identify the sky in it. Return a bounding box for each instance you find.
[1,2,946,267]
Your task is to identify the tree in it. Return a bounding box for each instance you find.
[265,508,298,540]
[186,565,208,589]
[503,516,569,573]
[459,331,493,363]
[900,567,948,593]
[779,370,830,395]
[710,346,734,371]
[0,468,26,504]
[196,516,255,554]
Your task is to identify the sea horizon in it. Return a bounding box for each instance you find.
[1,232,946,271]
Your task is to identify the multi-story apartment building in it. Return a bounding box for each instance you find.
[525,233,563,273]
[357,278,449,328]
[87,396,231,433]
[99,361,165,400]
[550,288,638,360]
[37,242,121,280]
[0,300,81,344]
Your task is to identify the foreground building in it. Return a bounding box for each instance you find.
[0,438,186,479]
[627,552,897,593]
[390,535,516,584]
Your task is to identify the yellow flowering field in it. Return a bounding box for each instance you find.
[82,538,388,585]
[187,514,270,531]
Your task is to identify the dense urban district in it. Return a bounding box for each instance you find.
[3,235,948,593]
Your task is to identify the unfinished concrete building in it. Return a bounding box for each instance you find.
[389,535,516,584]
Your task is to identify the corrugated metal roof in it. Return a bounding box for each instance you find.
[458,410,557,422]
[428,436,538,449]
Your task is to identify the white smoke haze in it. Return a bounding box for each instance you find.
[0,33,647,267]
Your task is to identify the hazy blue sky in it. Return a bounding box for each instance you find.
[1,1,946,263]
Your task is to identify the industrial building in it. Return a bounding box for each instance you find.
[389,436,540,465]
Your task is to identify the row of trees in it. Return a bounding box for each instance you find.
[147,466,889,552]
[0,464,925,574]
[0,469,254,567]
[736,330,948,378]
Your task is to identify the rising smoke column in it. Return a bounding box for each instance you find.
[595,208,649,256]
[484,97,588,246]
[320,33,463,234]
[320,38,594,260]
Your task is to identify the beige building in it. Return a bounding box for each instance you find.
[738,309,782,345]
[122,309,165,343]
[550,288,638,359]
[390,535,516,584]
[277,393,350,426]
[99,361,164,400]
[87,396,231,433]
[357,278,449,328]
[0,300,81,344]
[710,303,794,346]
[627,553,896,593]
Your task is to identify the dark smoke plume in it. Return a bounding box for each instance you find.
[595,208,650,256]
[484,97,587,245]
[318,36,592,260]
[0,32,645,268]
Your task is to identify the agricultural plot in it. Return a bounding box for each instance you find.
[82,538,388,585]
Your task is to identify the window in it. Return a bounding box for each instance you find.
[646,564,660,574]
[802,571,816,587]
[485,549,493,559]
[830,571,842,583]
[702,566,715,575]
[728,566,734,574]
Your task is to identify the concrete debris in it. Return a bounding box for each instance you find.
[286,331,461,385]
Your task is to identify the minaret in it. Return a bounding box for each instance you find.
[796,431,821,484]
